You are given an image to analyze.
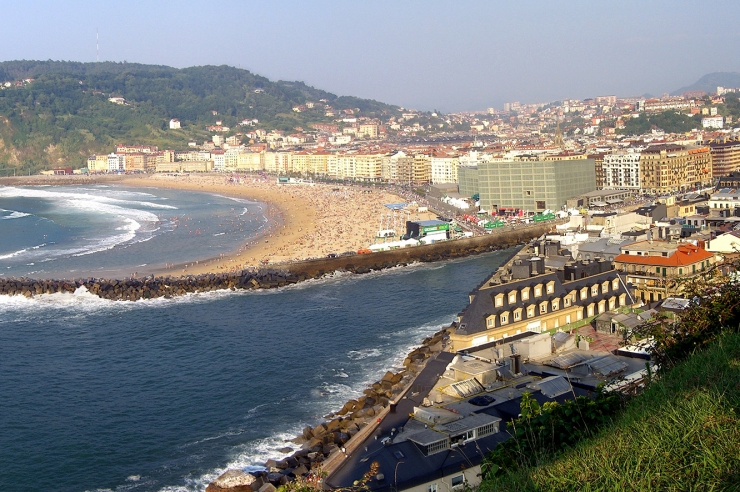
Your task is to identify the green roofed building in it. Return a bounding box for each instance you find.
[478,155,596,213]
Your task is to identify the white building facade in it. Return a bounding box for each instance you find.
[602,150,641,190]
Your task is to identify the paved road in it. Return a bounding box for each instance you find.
[326,351,456,487]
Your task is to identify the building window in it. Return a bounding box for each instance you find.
[429,484,438,492]
[514,309,522,321]
[525,190,532,196]
[612,278,619,290]
[581,288,588,300]
[500,314,508,324]
[546,283,554,294]
[522,290,529,300]
[535,286,542,297]
[495,296,503,307]
[487,318,494,327]
[509,292,517,304]
[527,306,535,317]
[540,303,547,314]
[451,475,465,488]
[477,422,498,437]
[552,299,559,311]
[591,285,599,296]
[564,296,570,307]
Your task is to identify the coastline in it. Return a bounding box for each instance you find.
[118,174,315,276]
[1,173,430,277]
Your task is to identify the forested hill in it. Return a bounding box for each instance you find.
[0,60,401,173]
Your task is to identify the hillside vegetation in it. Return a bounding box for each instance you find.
[0,61,400,173]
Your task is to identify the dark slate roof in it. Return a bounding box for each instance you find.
[457,270,633,336]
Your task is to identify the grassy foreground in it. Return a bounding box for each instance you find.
[480,331,740,492]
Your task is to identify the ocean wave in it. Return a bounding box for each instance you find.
[0,243,46,260]
[179,429,301,492]
[347,348,381,360]
[1,209,32,220]
[0,186,178,210]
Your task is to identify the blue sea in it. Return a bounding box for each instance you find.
[0,185,268,279]
[0,184,513,492]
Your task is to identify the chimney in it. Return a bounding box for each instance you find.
[510,353,522,375]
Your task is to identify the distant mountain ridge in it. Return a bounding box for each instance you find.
[672,71,740,95]
[0,60,401,172]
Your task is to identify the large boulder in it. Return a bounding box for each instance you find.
[206,469,256,492]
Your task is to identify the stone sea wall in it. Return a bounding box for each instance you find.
[205,329,450,492]
[0,224,552,301]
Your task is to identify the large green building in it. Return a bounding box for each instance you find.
[457,165,479,198]
[478,157,596,213]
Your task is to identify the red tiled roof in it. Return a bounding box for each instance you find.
[614,244,713,267]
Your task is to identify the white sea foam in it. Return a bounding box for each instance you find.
[0,243,46,260]
[1,210,31,219]
[347,348,381,360]
[0,187,171,262]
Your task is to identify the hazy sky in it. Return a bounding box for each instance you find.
[2,1,739,112]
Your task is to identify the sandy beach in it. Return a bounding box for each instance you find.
[114,174,434,276]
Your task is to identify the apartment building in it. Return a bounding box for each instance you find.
[86,154,110,173]
[709,141,740,177]
[236,152,264,171]
[107,153,126,172]
[639,145,713,194]
[263,152,292,173]
[602,150,641,190]
[430,153,459,184]
[613,239,715,303]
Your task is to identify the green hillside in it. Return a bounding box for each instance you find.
[0,61,400,173]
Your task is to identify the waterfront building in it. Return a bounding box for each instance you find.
[457,165,479,198]
[236,152,264,171]
[211,150,225,171]
[86,155,110,173]
[612,239,715,303]
[639,144,713,194]
[354,153,384,181]
[107,153,126,172]
[477,155,596,213]
[602,150,641,190]
[709,142,740,177]
[451,256,633,350]
[430,153,459,184]
[264,152,292,174]
[223,149,240,170]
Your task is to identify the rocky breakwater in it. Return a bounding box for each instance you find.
[0,221,550,302]
[206,329,450,492]
[0,269,312,301]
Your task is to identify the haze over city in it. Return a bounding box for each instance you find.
[3,0,740,111]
